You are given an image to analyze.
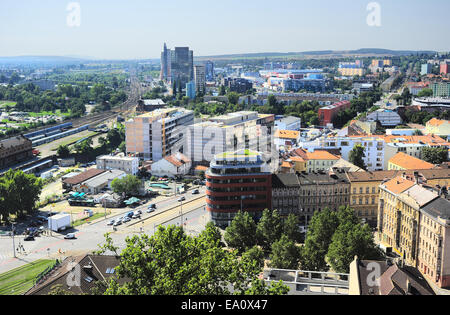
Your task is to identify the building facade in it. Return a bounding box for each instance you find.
[96,155,139,175]
[206,150,272,228]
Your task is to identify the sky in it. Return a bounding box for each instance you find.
[0,0,449,60]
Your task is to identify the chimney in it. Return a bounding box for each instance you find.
[414,171,419,184]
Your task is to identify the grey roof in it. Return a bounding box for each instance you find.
[275,116,301,125]
[83,169,126,188]
[272,173,300,188]
[421,197,450,220]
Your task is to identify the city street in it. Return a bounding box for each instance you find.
[0,186,209,274]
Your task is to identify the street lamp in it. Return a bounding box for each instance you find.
[11,223,16,258]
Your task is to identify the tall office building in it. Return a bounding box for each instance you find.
[194,64,206,94]
[205,61,215,81]
[159,44,194,88]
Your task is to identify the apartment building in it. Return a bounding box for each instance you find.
[305,150,340,173]
[125,108,194,162]
[319,136,385,171]
[194,64,206,94]
[96,155,139,175]
[366,109,403,127]
[271,173,301,218]
[378,175,450,288]
[206,150,272,228]
[388,152,435,171]
[425,118,450,138]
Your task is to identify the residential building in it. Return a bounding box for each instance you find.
[388,152,435,171]
[271,173,301,218]
[319,136,386,171]
[0,135,33,169]
[206,150,272,228]
[440,62,450,75]
[150,152,192,178]
[305,150,340,173]
[421,64,432,76]
[378,175,450,288]
[274,130,300,151]
[96,155,139,175]
[125,108,195,162]
[338,62,364,77]
[425,118,450,138]
[296,170,350,226]
[274,116,302,131]
[431,82,450,97]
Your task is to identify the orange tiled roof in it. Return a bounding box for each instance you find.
[427,118,447,127]
[165,153,191,167]
[290,156,306,162]
[389,152,435,170]
[195,165,208,171]
[383,176,416,195]
[281,161,293,168]
[275,130,300,140]
[306,150,340,161]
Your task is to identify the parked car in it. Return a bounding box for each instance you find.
[122,217,131,223]
[64,233,76,240]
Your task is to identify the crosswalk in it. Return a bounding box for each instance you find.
[0,251,14,261]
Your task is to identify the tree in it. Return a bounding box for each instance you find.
[421,147,449,165]
[56,145,71,158]
[227,92,240,105]
[283,214,303,243]
[256,209,283,251]
[327,221,382,273]
[224,211,257,254]
[300,208,339,271]
[349,144,366,170]
[99,225,289,295]
[269,235,301,270]
[111,175,141,197]
[0,169,43,222]
[417,88,433,98]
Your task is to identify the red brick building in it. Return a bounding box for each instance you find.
[318,101,351,126]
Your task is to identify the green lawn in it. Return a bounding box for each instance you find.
[72,211,110,227]
[0,101,16,108]
[0,259,57,295]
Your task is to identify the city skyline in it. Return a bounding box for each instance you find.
[0,0,449,60]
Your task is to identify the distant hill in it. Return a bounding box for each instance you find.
[196,48,437,60]
[0,56,87,66]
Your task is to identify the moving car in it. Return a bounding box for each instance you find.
[148,204,156,209]
[146,208,155,214]
[113,219,122,227]
[192,189,200,195]
[64,233,76,239]
[178,196,186,202]
[107,220,115,226]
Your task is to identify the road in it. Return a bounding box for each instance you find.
[0,187,209,274]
